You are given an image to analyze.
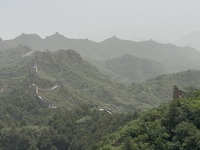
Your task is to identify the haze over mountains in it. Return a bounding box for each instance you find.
[105,55,166,83]
[174,31,200,51]
[1,33,200,149]
[1,32,200,83]
[2,45,200,112]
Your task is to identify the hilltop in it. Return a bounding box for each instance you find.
[1,33,200,76]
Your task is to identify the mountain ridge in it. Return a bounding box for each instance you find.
[105,54,167,83]
[1,33,200,76]
[174,31,200,51]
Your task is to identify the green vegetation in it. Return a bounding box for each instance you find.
[0,48,141,112]
[96,91,200,150]
[131,70,200,106]
[1,47,200,149]
[0,83,137,150]
[105,54,166,83]
[32,50,143,112]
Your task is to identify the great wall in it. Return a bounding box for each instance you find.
[28,51,113,114]
[28,51,60,108]
[30,83,58,108]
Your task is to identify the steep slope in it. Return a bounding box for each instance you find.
[32,50,145,112]
[0,48,152,112]
[105,54,167,83]
[96,96,200,150]
[1,45,200,110]
[2,46,200,110]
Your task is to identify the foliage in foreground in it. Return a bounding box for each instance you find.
[0,85,137,150]
[96,92,200,150]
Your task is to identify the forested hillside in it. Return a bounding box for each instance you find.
[0,86,137,150]
[130,70,200,106]
[0,47,151,113]
[1,47,200,111]
[1,46,200,149]
[96,91,200,150]
[1,0,200,149]
[0,47,140,149]
[105,54,166,83]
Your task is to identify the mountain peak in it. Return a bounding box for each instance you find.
[112,35,117,38]
[15,33,42,40]
[45,32,67,40]
[102,35,121,43]
[110,35,119,40]
[139,39,160,45]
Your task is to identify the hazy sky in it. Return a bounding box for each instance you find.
[0,0,200,41]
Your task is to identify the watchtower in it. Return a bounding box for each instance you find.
[173,85,184,100]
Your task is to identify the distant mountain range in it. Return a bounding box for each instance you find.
[174,31,200,51]
[1,33,200,82]
[1,33,200,150]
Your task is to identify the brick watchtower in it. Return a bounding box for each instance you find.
[173,85,184,100]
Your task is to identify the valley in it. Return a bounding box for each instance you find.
[1,35,200,149]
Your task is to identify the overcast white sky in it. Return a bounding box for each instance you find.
[0,0,200,41]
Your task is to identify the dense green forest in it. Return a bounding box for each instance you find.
[95,91,200,150]
[1,47,200,149]
[1,76,136,150]
[1,70,200,149]
[0,86,136,149]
